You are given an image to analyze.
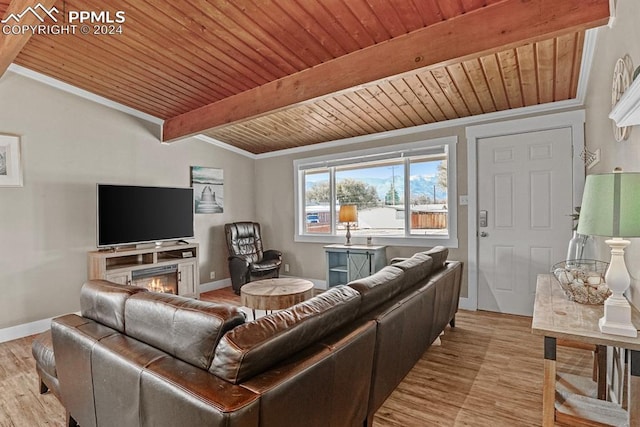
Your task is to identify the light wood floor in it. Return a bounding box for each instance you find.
[1,289,594,426]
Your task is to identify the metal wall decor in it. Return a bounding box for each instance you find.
[611,54,633,142]
[580,147,600,170]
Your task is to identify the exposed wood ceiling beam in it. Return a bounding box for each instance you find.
[162,0,610,142]
[0,0,57,77]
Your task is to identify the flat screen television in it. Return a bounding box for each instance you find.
[97,184,194,247]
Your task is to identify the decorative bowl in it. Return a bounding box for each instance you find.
[551,260,611,305]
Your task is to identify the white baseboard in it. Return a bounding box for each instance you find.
[0,317,52,343]
[199,278,232,293]
[458,297,476,311]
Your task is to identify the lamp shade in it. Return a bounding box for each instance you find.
[339,204,357,223]
[577,171,640,238]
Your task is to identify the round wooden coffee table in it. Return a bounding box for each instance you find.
[241,277,314,319]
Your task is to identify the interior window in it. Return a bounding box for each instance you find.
[303,170,330,234]
[294,136,457,248]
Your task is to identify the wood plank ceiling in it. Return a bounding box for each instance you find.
[205,32,585,153]
[3,0,609,154]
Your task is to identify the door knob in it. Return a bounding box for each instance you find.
[479,231,488,237]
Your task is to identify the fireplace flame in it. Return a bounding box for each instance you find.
[149,278,172,294]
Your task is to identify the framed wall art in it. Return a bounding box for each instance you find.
[0,135,23,187]
[190,166,223,214]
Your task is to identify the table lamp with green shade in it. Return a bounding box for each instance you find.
[577,169,640,337]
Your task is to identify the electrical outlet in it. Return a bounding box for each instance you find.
[284,264,290,273]
[210,271,216,280]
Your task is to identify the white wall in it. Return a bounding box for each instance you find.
[0,72,255,330]
[3,0,637,332]
[254,125,470,295]
[584,0,640,308]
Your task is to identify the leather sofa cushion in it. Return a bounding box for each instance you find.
[80,280,148,333]
[211,285,361,384]
[391,253,433,290]
[124,292,245,370]
[422,246,449,271]
[348,266,405,315]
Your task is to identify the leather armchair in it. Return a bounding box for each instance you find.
[224,222,282,294]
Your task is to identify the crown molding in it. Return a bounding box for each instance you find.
[576,28,600,104]
[7,63,164,125]
[193,134,258,159]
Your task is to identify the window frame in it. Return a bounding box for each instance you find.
[293,136,458,248]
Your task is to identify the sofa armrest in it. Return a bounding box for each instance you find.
[142,357,260,426]
[241,320,376,427]
[262,250,282,261]
[51,314,119,427]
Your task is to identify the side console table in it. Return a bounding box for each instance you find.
[532,273,640,426]
[324,244,386,287]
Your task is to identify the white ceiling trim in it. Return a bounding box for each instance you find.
[575,27,600,104]
[193,134,258,159]
[7,63,164,125]
[608,0,617,27]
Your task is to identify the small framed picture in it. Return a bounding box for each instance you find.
[190,166,223,214]
[0,135,23,187]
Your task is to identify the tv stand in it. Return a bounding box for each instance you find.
[88,243,200,298]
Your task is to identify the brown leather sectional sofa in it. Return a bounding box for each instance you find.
[50,246,462,427]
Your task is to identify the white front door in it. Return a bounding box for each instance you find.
[477,127,574,316]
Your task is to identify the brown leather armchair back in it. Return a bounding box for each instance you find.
[225,222,264,264]
[224,222,282,294]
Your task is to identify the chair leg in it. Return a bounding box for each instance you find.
[364,415,374,427]
[38,376,49,394]
[449,315,456,328]
[66,412,78,427]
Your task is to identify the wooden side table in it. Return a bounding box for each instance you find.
[532,274,640,426]
[241,278,314,320]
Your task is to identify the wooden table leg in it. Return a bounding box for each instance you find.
[596,345,607,400]
[543,336,556,427]
[630,350,640,425]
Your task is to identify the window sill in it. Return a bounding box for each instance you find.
[294,233,458,248]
